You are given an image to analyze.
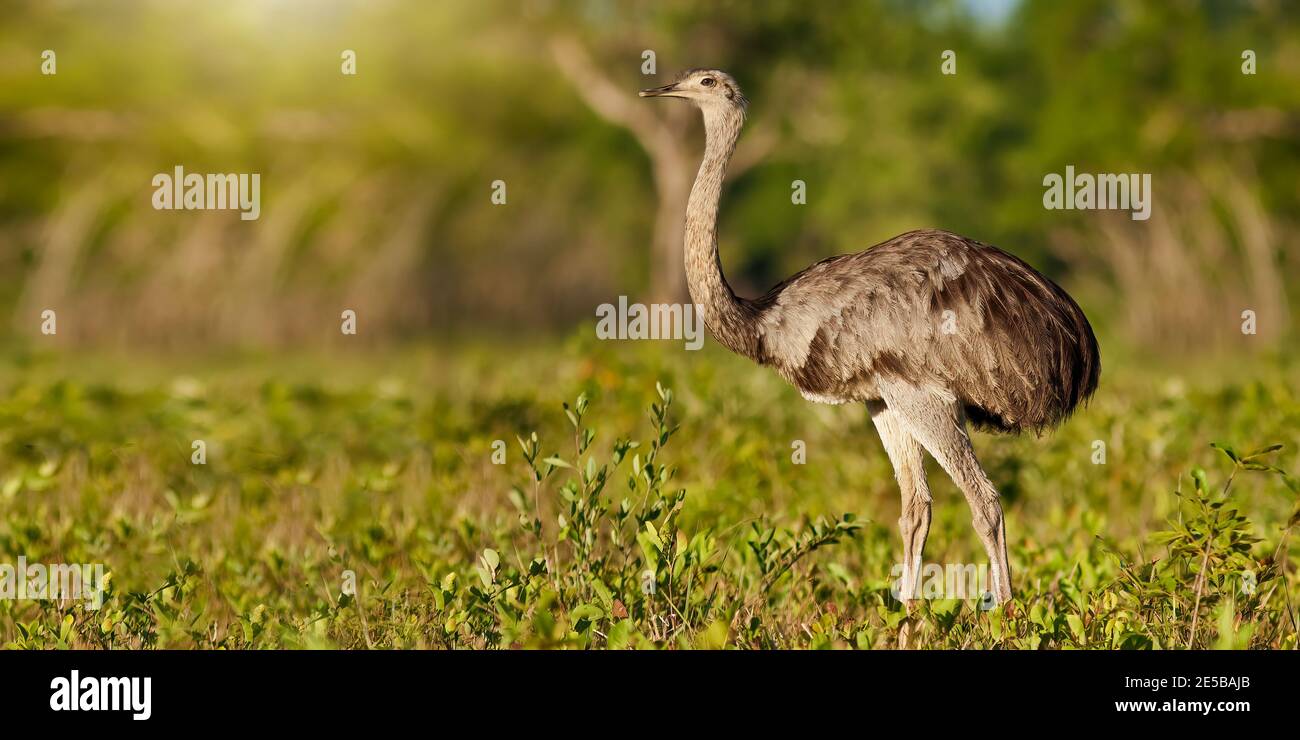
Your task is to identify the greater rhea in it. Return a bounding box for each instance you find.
[640,69,1099,605]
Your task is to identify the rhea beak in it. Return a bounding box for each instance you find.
[639,83,679,98]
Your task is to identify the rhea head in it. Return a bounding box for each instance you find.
[639,68,748,112]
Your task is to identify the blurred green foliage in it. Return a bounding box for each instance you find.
[0,0,1297,346]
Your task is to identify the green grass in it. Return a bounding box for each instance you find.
[1,335,1298,649]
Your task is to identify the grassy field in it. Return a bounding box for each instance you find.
[1,335,1298,649]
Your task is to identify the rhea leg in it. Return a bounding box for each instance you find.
[867,400,931,604]
[878,383,1013,604]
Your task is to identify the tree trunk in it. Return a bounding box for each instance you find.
[650,151,693,304]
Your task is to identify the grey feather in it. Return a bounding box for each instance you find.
[749,229,1100,433]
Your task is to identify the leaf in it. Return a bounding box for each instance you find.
[1066,614,1086,643]
[542,456,571,469]
[1241,444,1283,461]
[637,531,662,568]
[643,522,663,550]
[570,603,604,622]
[606,619,634,650]
[1210,442,1239,464]
[1190,467,1208,493]
[588,580,612,609]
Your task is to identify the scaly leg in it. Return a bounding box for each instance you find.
[867,400,931,606]
[878,382,1013,605]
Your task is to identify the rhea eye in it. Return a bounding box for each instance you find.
[700,77,715,87]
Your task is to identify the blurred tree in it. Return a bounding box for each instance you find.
[548,34,775,303]
[0,0,1295,355]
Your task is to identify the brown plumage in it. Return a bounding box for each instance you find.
[750,229,1100,433]
[640,69,1100,607]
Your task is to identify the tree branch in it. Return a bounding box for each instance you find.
[548,35,679,162]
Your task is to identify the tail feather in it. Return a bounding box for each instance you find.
[962,246,1100,434]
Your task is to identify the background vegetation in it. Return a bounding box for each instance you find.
[0,0,1297,648]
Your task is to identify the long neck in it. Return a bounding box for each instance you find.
[684,103,758,358]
